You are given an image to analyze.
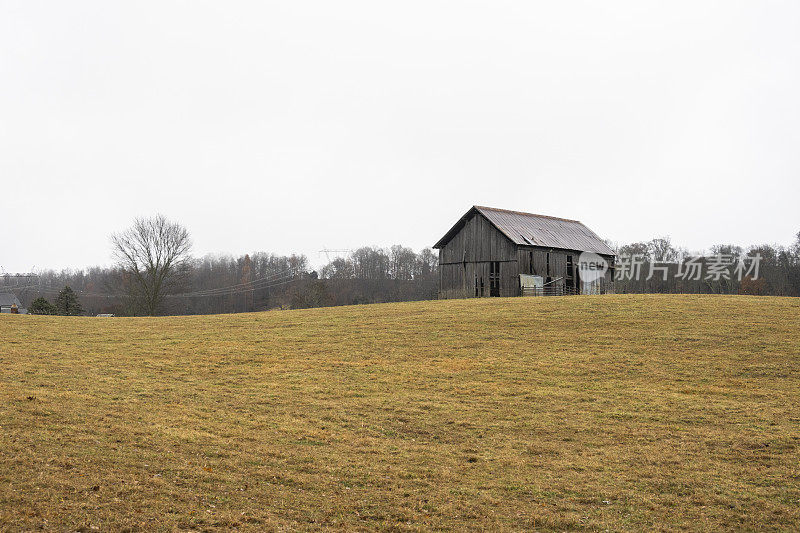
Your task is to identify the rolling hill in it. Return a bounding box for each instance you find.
[1,295,799,530]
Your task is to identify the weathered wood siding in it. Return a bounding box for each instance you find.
[517,247,615,293]
[515,248,568,292]
[438,213,518,299]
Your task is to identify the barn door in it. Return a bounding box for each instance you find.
[489,261,500,296]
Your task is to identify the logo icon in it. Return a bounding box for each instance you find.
[578,252,609,283]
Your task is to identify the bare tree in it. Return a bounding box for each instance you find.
[389,245,416,280]
[618,241,650,258]
[111,215,192,315]
[648,237,678,262]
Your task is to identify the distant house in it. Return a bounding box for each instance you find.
[433,206,616,298]
[0,293,24,314]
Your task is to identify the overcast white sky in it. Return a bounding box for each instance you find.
[1,1,798,273]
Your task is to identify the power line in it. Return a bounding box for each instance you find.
[0,283,43,292]
[167,274,302,298]
[0,266,305,299]
[168,270,302,298]
[0,285,121,298]
[319,248,353,263]
[177,268,300,296]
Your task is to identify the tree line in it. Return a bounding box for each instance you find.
[3,215,439,316]
[609,234,800,296]
[2,215,799,316]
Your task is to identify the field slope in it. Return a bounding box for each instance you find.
[1,295,800,531]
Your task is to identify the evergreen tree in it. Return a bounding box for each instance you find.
[29,297,57,315]
[55,286,84,316]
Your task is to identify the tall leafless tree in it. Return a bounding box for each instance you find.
[111,215,192,315]
[648,237,679,262]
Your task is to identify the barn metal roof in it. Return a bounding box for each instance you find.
[434,206,616,256]
[0,293,21,307]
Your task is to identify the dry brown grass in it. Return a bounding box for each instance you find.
[1,294,799,531]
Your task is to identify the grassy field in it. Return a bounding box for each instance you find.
[1,294,799,531]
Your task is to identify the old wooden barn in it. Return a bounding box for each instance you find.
[434,206,616,298]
